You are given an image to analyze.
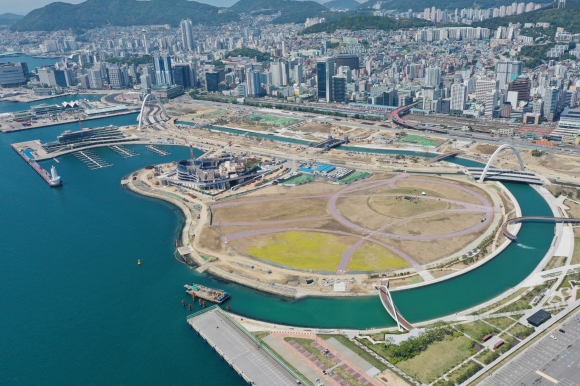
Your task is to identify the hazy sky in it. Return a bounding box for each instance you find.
[1,0,235,16]
[1,0,364,17]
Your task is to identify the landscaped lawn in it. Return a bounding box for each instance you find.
[248,231,350,271]
[348,242,409,271]
[485,317,516,331]
[395,336,474,384]
[455,321,499,341]
[507,323,535,340]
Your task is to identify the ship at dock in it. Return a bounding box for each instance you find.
[184,283,230,304]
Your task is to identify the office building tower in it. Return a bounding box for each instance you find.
[484,90,498,117]
[317,57,335,102]
[153,55,174,86]
[332,75,346,103]
[543,87,560,121]
[141,74,152,93]
[173,63,194,89]
[495,60,522,90]
[205,71,220,92]
[293,62,304,84]
[180,19,195,51]
[450,84,467,112]
[508,75,531,102]
[425,67,441,87]
[106,65,125,89]
[246,69,261,97]
[0,63,25,86]
[475,79,498,102]
[88,69,103,89]
[335,54,359,71]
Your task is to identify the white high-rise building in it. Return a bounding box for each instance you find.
[425,67,441,87]
[485,90,498,116]
[450,83,467,112]
[180,20,195,52]
[495,60,522,90]
[475,79,498,102]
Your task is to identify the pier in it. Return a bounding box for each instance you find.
[187,306,305,385]
[145,145,170,156]
[11,145,62,187]
[109,145,140,158]
[73,150,113,170]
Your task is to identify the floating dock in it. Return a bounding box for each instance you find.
[187,306,305,386]
[73,150,113,170]
[11,144,62,187]
[145,145,170,156]
[109,145,140,158]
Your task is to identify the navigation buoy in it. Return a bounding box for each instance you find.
[138,259,141,265]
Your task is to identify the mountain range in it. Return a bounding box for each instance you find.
[9,0,558,32]
[0,13,23,26]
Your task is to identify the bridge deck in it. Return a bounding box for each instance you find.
[501,217,580,240]
[377,279,414,331]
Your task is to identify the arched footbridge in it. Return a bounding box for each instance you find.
[375,279,414,331]
[501,217,580,240]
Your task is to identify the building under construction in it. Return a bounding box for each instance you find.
[161,147,266,192]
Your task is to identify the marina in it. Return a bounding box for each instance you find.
[187,306,305,386]
[73,150,113,170]
[185,283,230,304]
[109,145,140,158]
[145,145,171,156]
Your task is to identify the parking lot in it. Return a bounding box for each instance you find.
[481,310,580,386]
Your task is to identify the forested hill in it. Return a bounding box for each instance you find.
[299,15,433,34]
[473,1,580,34]
[10,0,237,32]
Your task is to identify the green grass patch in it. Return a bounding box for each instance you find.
[455,321,499,341]
[318,334,387,371]
[471,288,529,315]
[348,242,409,272]
[281,174,314,185]
[492,283,555,314]
[447,360,483,385]
[248,231,349,271]
[573,231,580,265]
[507,323,535,340]
[245,114,299,126]
[338,171,371,184]
[559,271,580,289]
[475,349,500,365]
[396,336,475,384]
[396,134,439,147]
[485,317,516,331]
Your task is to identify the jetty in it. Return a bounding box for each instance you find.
[11,144,62,187]
[145,145,170,156]
[109,145,140,158]
[73,150,113,170]
[187,306,305,386]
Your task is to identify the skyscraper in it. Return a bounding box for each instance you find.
[425,67,441,87]
[332,75,346,103]
[246,68,261,97]
[205,71,220,92]
[484,90,498,117]
[317,57,335,102]
[495,60,522,90]
[153,55,173,85]
[450,83,467,112]
[180,19,195,52]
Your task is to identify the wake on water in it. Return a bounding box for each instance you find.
[516,243,536,250]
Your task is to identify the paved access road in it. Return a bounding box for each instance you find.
[480,310,580,386]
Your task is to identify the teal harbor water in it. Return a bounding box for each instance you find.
[0,54,61,70]
[0,114,555,385]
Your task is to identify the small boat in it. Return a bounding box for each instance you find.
[184,283,230,304]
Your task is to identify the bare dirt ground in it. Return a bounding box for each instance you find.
[368,196,449,218]
[198,226,225,253]
[391,212,484,236]
[475,144,499,155]
[565,200,580,218]
[212,198,330,223]
[384,232,483,264]
[336,196,398,229]
[239,181,343,199]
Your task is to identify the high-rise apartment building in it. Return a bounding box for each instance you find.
[543,87,560,121]
[508,75,531,101]
[425,67,441,87]
[450,83,467,112]
[88,69,103,89]
[484,89,498,116]
[180,19,195,51]
[317,57,335,102]
[153,55,174,86]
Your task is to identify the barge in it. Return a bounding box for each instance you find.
[185,283,230,304]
